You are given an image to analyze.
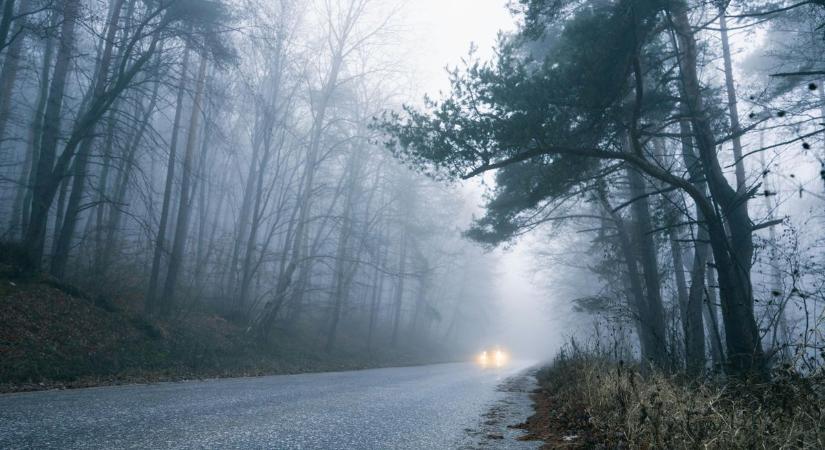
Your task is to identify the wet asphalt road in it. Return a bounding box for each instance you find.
[0,361,537,449]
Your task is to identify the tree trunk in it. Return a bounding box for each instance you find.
[324,148,363,351]
[50,137,92,278]
[626,166,669,370]
[25,0,81,265]
[101,80,159,276]
[50,0,124,278]
[671,2,765,377]
[758,132,790,361]
[159,54,208,315]
[228,133,261,297]
[255,49,345,337]
[718,10,746,191]
[237,138,269,311]
[145,47,190,314]
[704,260,725,371]
[676,115,708,375]
[93,111,118,273]
[598,187,657,373]
[390,229,408,348]
[0,0,25,158]
[0,0,15,52]
[17,17,56,237]
[366,231,388,352]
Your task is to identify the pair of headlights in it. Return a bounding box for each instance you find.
[477,349,508,367]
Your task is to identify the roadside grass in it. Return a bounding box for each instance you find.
[520,343,825,449]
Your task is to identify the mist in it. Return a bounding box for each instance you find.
[2,0,825,447]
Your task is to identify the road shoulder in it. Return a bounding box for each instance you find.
[458,368,543,449]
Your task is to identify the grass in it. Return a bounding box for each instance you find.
[520,342,825,449]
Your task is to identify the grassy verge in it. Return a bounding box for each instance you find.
[519,345,825,449]
[0,264,452,393]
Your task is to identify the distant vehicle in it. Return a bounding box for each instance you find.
[476,346,509,368]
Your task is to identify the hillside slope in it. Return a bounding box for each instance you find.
[0,253,447,392]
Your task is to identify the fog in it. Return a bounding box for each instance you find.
[404,0,565,361]
[2,0,825,382]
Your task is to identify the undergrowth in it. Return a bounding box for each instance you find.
[0,259,450,392]
[529,342,825,449]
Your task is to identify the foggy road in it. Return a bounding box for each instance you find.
[0,362,540,449]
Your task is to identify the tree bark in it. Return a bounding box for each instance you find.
[146,47,190,314]
[0,0,25,159]
[625,166,669,370]
[718,10,746,191]
[159,54,208,315]
[24,0,81,265]
[671,2,765,377]
[0,0,15,52]
[676,115,708,375]
[17,16,56,237]
[50,0,125,279]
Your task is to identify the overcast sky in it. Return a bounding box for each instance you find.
[403,0,515,95]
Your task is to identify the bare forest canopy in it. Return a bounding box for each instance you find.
[2,0,825,382]
[0,0,501,360]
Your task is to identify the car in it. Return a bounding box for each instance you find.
[476,346,509,368]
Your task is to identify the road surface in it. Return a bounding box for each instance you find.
[0,362,540,449]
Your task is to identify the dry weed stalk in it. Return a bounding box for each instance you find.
[537,341,825,449]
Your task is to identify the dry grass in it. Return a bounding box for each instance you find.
[529,346,825,449]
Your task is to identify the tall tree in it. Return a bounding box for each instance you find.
[384,0,768,376]
[159,54,208,314]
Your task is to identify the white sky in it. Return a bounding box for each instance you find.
[403,0,515,96]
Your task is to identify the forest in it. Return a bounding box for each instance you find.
[0,0,502,385]
[1,0,825,447]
